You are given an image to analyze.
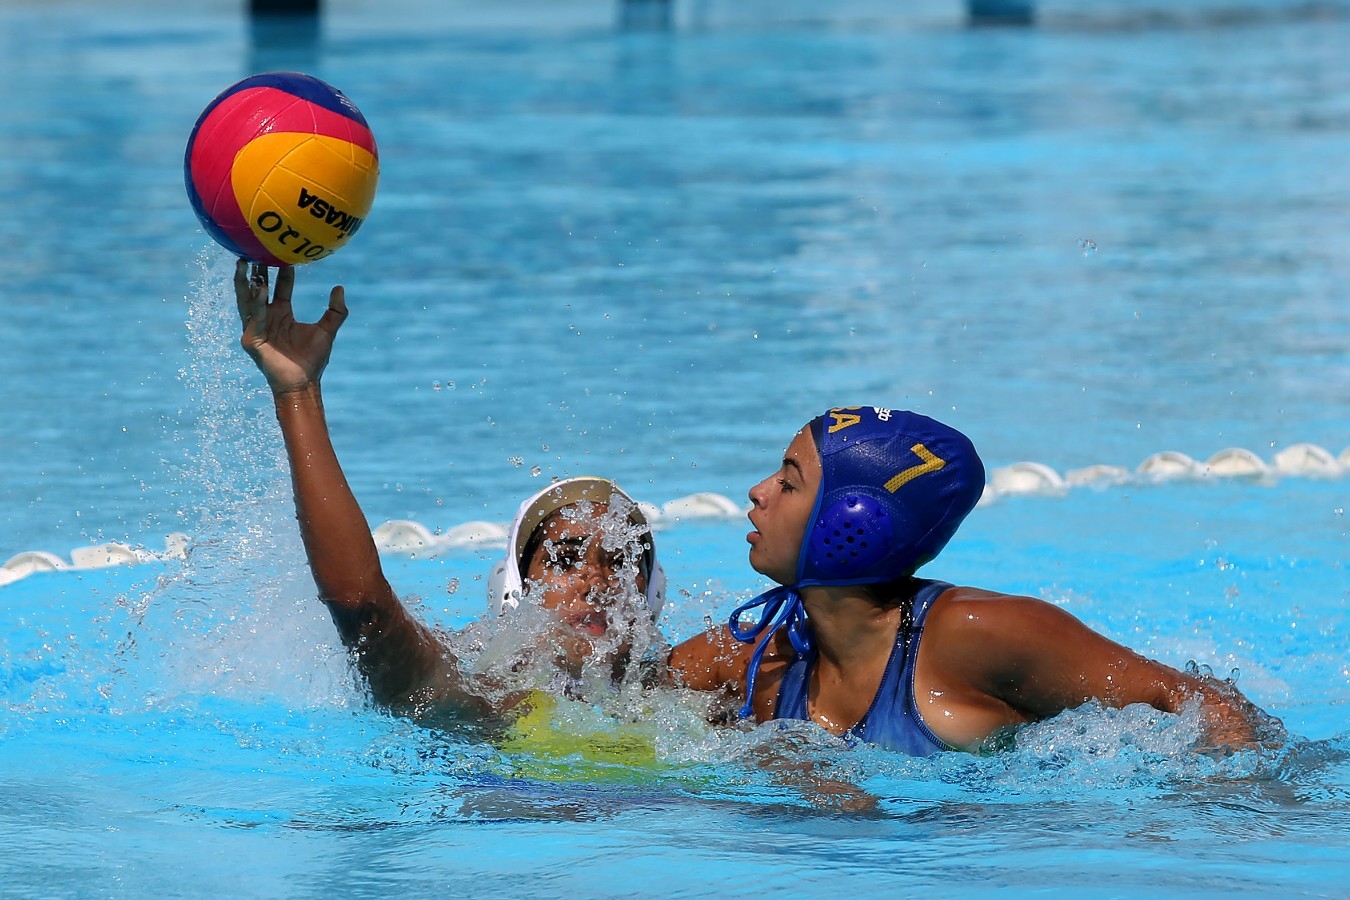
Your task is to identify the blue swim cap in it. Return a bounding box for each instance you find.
[798,407,984,586]
[728,407,984,719]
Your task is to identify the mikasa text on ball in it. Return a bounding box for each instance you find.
[185,72,379,266]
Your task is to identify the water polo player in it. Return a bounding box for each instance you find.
[234,263,664,722]
[669,406,1280,754]
[473,475,667,693]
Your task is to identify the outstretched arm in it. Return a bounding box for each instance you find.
[924,589,1282,752]
[235,262,481,715]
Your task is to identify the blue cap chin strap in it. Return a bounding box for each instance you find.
[727,586,814,719]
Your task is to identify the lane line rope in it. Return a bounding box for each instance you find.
[4,442,1346,586]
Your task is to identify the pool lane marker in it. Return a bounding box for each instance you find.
[981,442,1349,505]
[3,446,1347,586]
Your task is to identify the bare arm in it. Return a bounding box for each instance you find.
[667,624,794,723]
[667,626,746,692]
[923,589,1281,751]
[235,262,482,715]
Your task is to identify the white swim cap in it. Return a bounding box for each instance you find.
[486,476,666,618]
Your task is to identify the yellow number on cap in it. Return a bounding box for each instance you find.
[884,443,946,492]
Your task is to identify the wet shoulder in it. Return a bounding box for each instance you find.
[925,586,1076,648]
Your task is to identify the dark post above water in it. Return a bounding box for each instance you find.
[248,0,321,73]
[967,0,1035,25]
[619,0,671,30]
[250,0,320,14]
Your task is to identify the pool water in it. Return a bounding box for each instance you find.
[2,0,1349,895]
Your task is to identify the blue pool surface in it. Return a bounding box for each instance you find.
[2,0,1349,896]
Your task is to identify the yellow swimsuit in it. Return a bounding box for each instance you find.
[498,691,665,783]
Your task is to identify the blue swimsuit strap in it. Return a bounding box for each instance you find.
[727,586,813,719]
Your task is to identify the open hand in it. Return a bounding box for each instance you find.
[234,260,348,395]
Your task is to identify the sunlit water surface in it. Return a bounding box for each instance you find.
[1,1,1348,896]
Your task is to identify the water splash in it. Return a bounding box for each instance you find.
[448,495,664,707]
[107,250,354,712]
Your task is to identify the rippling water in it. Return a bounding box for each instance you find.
[2,0,1349,896]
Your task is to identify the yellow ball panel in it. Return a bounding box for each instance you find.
[231,132,379,265]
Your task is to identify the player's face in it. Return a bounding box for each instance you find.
[746,426,822,585]
[522,502,649,668]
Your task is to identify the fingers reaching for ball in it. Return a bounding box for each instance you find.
[235,258,268,333]
[318,286,349,336]
[234,260,343,333]
[233,260,347,394]
[272,265,295,312]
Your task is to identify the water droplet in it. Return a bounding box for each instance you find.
[508,456,524,468]
[432,381,442,392]
[1078,238,1097,255]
